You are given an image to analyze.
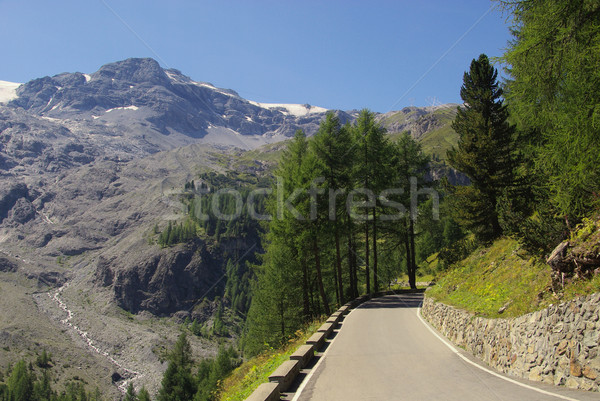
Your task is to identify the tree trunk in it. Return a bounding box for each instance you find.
[404,220,413,289]
[408,217,417,290]
[280,299,285,340]
[313,234,331,316]
[372,206,378,293]
[302,255,310,320]
[309,276,316,315]
[365,221,370,295]
[334,227,344,305]
[333,261,340,307]
[347,224,357,298]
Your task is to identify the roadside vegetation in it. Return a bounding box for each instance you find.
[428,0,600,316]
[427,238,554,317]
[217,319,323,401]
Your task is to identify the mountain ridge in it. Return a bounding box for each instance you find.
[5,57,352,152]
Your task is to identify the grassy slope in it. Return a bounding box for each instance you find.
[0,272,122,398]
[427,235,600,318]
[218,319,323,401]
[427,238,554,317]
[418,107,458,161]
[385,106,458,161]
[232,141,287,166]
[419,123,458,160]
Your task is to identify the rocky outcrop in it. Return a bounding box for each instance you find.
[0,183,30,223]
[376,104,457,140]
[547,221,600,289]
[0,257,18,272]
[422,294,600,391]
[106,240,223,316]
[8,197,36,224]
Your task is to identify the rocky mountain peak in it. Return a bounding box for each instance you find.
[6,57,347,151]
[91,57,170,87]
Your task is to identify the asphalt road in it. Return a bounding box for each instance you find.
[292,293,598,401]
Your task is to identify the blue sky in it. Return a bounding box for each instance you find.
[0,1,512,112]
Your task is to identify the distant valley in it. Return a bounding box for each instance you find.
[0,57,459,395]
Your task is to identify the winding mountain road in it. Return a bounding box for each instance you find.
[291,293,597,401]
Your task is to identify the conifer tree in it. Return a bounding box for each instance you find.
[158,333,196,401]
[447,54,517,242]
[391,133,430,289]
[137,387,152,401]
[499,0,600,236]
[32,369,53,401]
[6,360,33,401]
[244,130,312,354]
[312,113,354,305]
[124,383,137,401]
[352,109,391,293]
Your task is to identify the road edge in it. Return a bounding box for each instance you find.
[416,303,581,401]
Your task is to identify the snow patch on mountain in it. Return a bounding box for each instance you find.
[193,82,238,98]
[106,105,139,113]
[248,101,328,117]
[164,70,186,84]
[0,80,21,103]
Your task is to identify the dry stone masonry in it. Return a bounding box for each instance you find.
[421,293,600,392]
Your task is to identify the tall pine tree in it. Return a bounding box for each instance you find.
[447,54,518,243]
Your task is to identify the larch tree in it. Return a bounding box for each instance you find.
[499,0,600,226]
[352,109,390,293]
[391,133,430,289]
[312,112,354,305]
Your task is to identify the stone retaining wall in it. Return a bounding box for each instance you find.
[421,293,600,391]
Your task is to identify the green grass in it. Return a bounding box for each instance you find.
[391,273,436,288]
[381,111,411,126]
[218,319,323,401]
[419,107,458,160]
[427,216,600,319]
[384,106,458,161]
[426,237,554,318]
[234,141,287,166]
[419,123,458,161]
[562,274,600,299]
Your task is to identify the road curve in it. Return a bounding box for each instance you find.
[293,293,597,401]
